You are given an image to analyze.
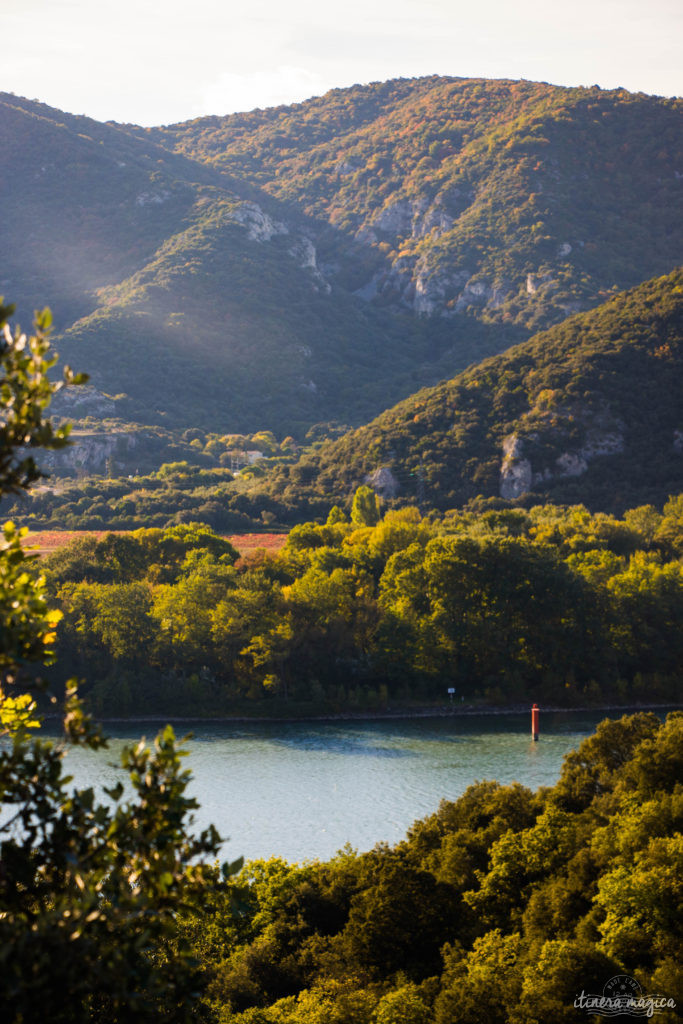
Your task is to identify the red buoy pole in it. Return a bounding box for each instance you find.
[531,703,540,742]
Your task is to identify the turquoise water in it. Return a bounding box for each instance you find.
[45,710,647,864]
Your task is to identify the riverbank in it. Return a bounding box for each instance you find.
[48,701,682,725]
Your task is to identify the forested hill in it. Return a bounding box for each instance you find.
[260,268,683,517]
[1,91,473,436]
[1,78,682,437]
[153,77,683,332]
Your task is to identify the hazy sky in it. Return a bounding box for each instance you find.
[2,0,681,125]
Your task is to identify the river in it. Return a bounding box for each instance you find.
[44,708,658,864]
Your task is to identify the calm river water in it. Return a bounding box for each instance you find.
[43,709,655,864]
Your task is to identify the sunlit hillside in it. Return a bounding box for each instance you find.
[2,77,681,439]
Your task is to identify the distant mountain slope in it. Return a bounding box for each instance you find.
[261,269,683,515]
[0,93,227,324]
[0,91,511,435]
[2,79,682,438]
[153,77,683,331]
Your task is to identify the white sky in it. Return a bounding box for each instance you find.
[1,0,681,125]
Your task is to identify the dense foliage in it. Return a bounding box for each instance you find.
[0,88,511,437]
[0,304,233,1020]
[8,268,683,533]
[176,711,682,1023]
[42,494,683,716]
[155,76,683,331]
[3,429,303,531]
[1,303,681,1021]
[259,268,683,517]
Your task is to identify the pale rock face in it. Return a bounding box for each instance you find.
[289,237,317,270]
[500,434,533,498]
[418,205,454,238]
[408,198,454,240]
[230,203,330,290]
[503,434,524,459]
[288,237,332,293]
[526,272,554,295]
[232,201,289,242]
[555,452,588,477]
[368,197,454,243]
[500,458,533,499]
[135,190,170,206]
[51,385,116,419]
[413,260,470,315]
[364,466,400,499]
[499,420,625,497]
[488,280,513,309]
[454,278,493,311]
[41,432,137,475]
[371,199,415,236]
[581,431,624,458]
[414,270,446,315]
[336,160,358,176]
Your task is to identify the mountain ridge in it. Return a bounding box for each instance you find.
[153,76,683,328]
[257,268,683,516]
[2,76,682,440]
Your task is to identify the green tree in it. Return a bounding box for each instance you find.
[351,485,380,527]
[0,302,232,1021]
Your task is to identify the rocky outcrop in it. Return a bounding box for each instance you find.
[413,265,470,315]
[346,184,580,321]
[555,452,587,477]
[135,190,171,206]
[232,201,289,242]
[363,197,455,244]
[581,431,624,458]
[412,266,516,317]
[352,253,572,319]
[498,418,626,499]
[500,435,533,499]
[50,385,117,419]
[364,466,400,499]
[229,203,331,291]
[288,236,332,293]
[526,271,556,295]
[41,431,138,476]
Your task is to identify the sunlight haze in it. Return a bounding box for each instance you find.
[2,0,681,124]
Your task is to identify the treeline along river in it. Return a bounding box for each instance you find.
[44,709,669,863]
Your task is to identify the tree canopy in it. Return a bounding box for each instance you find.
[0,302,233,1021]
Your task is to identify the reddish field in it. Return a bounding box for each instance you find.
[23,530,288,557]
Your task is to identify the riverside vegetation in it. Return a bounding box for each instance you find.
[168,709,683,1024]
[0,312,681,1019]
[0,300,233,1021]
[2,75,683,1021]
[43,491,683,717]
